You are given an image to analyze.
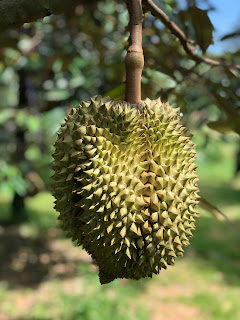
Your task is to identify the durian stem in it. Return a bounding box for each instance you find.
[124,0,144,104]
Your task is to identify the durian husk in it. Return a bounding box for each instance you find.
[52,96,199,284]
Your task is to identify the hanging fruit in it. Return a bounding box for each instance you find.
[52,0,199,284]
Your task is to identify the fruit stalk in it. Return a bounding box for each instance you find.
[124,0,144,104]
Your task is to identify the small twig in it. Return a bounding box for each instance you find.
[124,0,144,104]
[144,0,240,78]
[199,198,229,220]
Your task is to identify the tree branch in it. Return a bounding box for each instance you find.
[0,0,94,29]
[125,0,144,104]
[143,0,240,78]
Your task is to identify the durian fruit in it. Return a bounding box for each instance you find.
[52,95,199,284]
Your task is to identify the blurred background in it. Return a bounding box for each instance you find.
[0,0,239,319]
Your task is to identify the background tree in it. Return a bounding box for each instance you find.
[0,1,240,319]
[0,1,239,216]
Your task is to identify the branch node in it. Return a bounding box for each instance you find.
[124,0,144,104]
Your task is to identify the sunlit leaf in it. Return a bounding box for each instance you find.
[44,90,71,102]
[104,84,125,100]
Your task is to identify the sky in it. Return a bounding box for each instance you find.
[207,0,240,53]
[178,0,240,53]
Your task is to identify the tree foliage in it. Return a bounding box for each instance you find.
[0,0,239,219]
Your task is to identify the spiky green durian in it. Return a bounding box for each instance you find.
[52,95,199,284]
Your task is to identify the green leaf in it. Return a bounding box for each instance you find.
[16,110,27,127]
[15,112,41,132]
[211,93,240,135]
[104,84,125,101]
[207,120,232,133]
[221,29,240,41]
[44,90,71,102]
[0,109,13,124]
[213,93,239,118]
[188,6,214,53]
[199,198,228,220]
[26,116,41,133]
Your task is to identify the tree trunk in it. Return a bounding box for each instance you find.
[12,193,27,223]
[10,69,28,223]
